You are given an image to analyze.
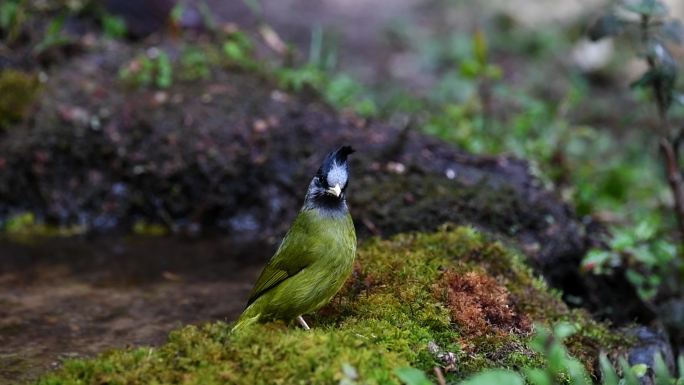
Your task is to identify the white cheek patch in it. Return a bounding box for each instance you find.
[327,163,347,187]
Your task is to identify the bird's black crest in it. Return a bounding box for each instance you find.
[317,145,354,177]
[332,145,354,163]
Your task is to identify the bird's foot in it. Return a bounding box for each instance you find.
[296,316,311,331]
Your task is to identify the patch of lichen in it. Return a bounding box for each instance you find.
[35,227,628,385]
[0,69,40,131]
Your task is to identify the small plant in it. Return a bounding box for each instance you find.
[0,0,26,44]
[458,29,503,131]
[222,31,257,70]
[584,0,684,301]
[179,46,211,81]
[101,12,126,39]
[590,0,684,240]
[33,13,74,55]
[274,26,377,117]
[119,48,173,89]
[584,215,678,299]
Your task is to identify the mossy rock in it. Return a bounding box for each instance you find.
[35,227,628,385]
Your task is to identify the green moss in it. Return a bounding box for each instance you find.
[3,212,86,242]
[35,227,628,385]
[0,69,40,130]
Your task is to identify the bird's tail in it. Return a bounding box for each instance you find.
[231,304,260,333]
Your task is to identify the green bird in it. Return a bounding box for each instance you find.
[232,146,357,331]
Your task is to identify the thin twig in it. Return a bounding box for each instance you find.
[433,367,447,385]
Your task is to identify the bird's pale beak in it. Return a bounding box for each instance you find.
[327,184,342,197]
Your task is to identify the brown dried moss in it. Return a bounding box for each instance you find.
[437,270,532,337]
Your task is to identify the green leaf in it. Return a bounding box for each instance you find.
[46,14,65,37]
[170,3,185,23]
[634,245,657,265]
[631,363,649,378]
[651,240,675,265]
[653,353,673,385]
[619,358,642,385]
[102,14,127,39]
[155,52,173,89]
[582,250,614,271]
[458,369,525,385]
[610,230,636,251]
[599,353,619,385]
[34,14,72,54]
[473,29,488,66]
[554,323,577,340]
[529,324,551,353]
[0,1,18,30]
[634,219,657,240]
[566,360,591,385]
[547,343,567,374]
[394,367,434,385]
[459,58,481,79]
[626,269,645,286]
[524,368,552,385]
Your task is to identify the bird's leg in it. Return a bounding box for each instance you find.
[296,316,311,330]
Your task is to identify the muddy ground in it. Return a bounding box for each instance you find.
[0,237,263,384]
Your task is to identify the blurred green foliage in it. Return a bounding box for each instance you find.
[0,0,26,43]
[581,0,684,300]
[101,13,126,39]
[3,212,85,240]
[584,215,678,299]
[222,31,257,69]
[1,0,130,49]
[119,49,173,89]
[179,46,212,81]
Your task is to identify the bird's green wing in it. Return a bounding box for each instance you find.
[246,214,316,305]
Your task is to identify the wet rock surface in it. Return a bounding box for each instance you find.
[626,326,676,385]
